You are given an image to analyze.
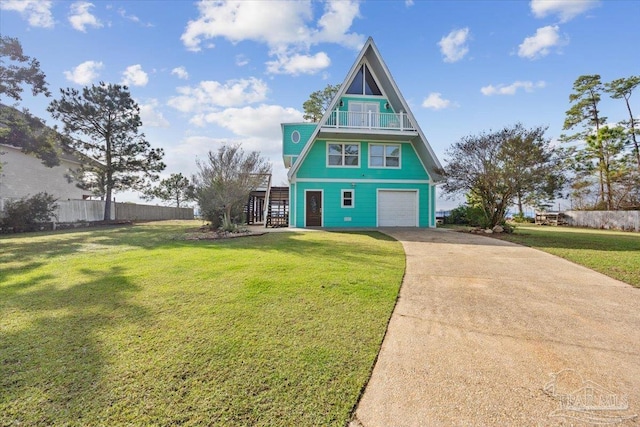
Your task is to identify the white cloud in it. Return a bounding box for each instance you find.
[180,0,364,75]
[68,1,103,32]
[266,51,331,75]
[184,104,304,184]
[530,0,599,22]
[235,54,249,67]
[169,103,302,186]
[118,7,153,27]
[167,135,287,186]
[181,0,363,51]
[63,60,104,85]
[171,66,189,80]
[170,136,226,166]
[139,99,169,128]
[422,93,456,110]
[438,28,470,63]
[518,25,564,59]
[168,78,269,112]
[481,80,546,96]
[121,64,149,87]
[182,0,310,51]
[164,136,227,185]
[314,0,363,49]
[197,105,304,140]
[0,0,54,28]
[405,0,415,6]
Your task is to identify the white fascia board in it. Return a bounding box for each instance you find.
[295,178,432,184]
[287,37,444,182]
[288,38,374,181]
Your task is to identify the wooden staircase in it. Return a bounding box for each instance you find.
[245,190,266,224]
[265,186,289,227]
[245,174,289,227]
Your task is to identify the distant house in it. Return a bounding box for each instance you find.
[0,143,92,201]
[281,37,443,228]
[0,103,94,202]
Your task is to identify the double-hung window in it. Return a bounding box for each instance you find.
[328,143,359,167]
[341,190,354,208]
[369,144,400,167]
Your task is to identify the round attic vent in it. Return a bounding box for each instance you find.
[291,130,301,144]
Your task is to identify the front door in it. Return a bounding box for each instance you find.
[305,191,322,227]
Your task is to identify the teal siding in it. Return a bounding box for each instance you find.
[289,183,296,227]
[293,181,432,228]
[297,140,429,180]
[430,185,436,227]
[280,38,443,229]
[293,138,433,227]
[337,96,392,113]
[282,123,317,157]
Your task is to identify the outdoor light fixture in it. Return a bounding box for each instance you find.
[339,100,344,107]
[385,102,390,109]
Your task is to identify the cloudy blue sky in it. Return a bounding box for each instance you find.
[2,0,638,209]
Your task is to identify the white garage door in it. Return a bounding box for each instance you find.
[378,190,417,227]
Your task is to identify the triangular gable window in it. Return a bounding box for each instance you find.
[346,64,382,96]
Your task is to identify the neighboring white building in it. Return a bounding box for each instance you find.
[0,143,91,201]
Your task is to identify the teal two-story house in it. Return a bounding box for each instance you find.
[281,37,443,228]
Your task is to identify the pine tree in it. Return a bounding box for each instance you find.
[48,83,165,221]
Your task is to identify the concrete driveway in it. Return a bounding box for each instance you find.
[350,228,640,426]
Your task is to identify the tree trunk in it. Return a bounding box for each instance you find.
[517,193,524,217]
[598,167,605,206]
[624,97,640,170]
[591,92,606,207]
[104,131,112,222]
[104,187,112,221]
[605,166,614,210]
[224,205,232,226]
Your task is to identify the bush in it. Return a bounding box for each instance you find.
[501,222,515,233]
[200,204,245,230]
[512,213,534,223]
[445,204,488,227]
[220,214,248,233]
[201,206,224,229]
[1,192,58,231]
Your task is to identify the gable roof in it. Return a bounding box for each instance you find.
[287,37,444,182]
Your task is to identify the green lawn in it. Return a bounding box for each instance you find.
[499,224,640,288]
[0,221,405,426]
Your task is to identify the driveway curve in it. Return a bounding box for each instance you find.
[350,228,640,427]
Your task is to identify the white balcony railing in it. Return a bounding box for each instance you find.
[323,110,416,131]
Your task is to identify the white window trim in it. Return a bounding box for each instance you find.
[341,94,384,100]
[369,143,401,169]
[326,142,361,168]
[341,189,355,208]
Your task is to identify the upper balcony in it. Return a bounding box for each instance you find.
[322,109,416,133]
